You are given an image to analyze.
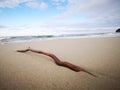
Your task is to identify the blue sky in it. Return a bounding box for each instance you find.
[0,0,120,36]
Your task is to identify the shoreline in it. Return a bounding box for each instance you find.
[0,33,120,44]
[0,32,120,44]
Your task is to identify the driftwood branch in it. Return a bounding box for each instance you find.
[17,47,96,77]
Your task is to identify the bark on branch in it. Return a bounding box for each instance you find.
[17,47,96,77]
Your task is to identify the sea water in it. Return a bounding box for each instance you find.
[0,32,120,44]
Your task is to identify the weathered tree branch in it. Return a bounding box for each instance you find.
[17,47,96,77]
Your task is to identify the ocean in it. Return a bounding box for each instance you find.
[0,32,120,44]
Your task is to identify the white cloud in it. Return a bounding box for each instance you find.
[39,2,48,9]
[53,0,120,27]
[54,0,120,19]
[41,21,119,32]
[0,0,48,10]
[0,0,119,36]
[0,0,30,8]
[52,0,66,3]
[26,1,48,9]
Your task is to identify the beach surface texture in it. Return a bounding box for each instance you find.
[0,37,120,90]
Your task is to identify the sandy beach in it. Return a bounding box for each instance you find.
[0,37,120,90]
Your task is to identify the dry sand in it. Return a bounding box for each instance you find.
[0,37,120,90]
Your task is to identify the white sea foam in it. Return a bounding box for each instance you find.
[0,32,120,44]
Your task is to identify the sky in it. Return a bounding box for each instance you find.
[0,0,120,36]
